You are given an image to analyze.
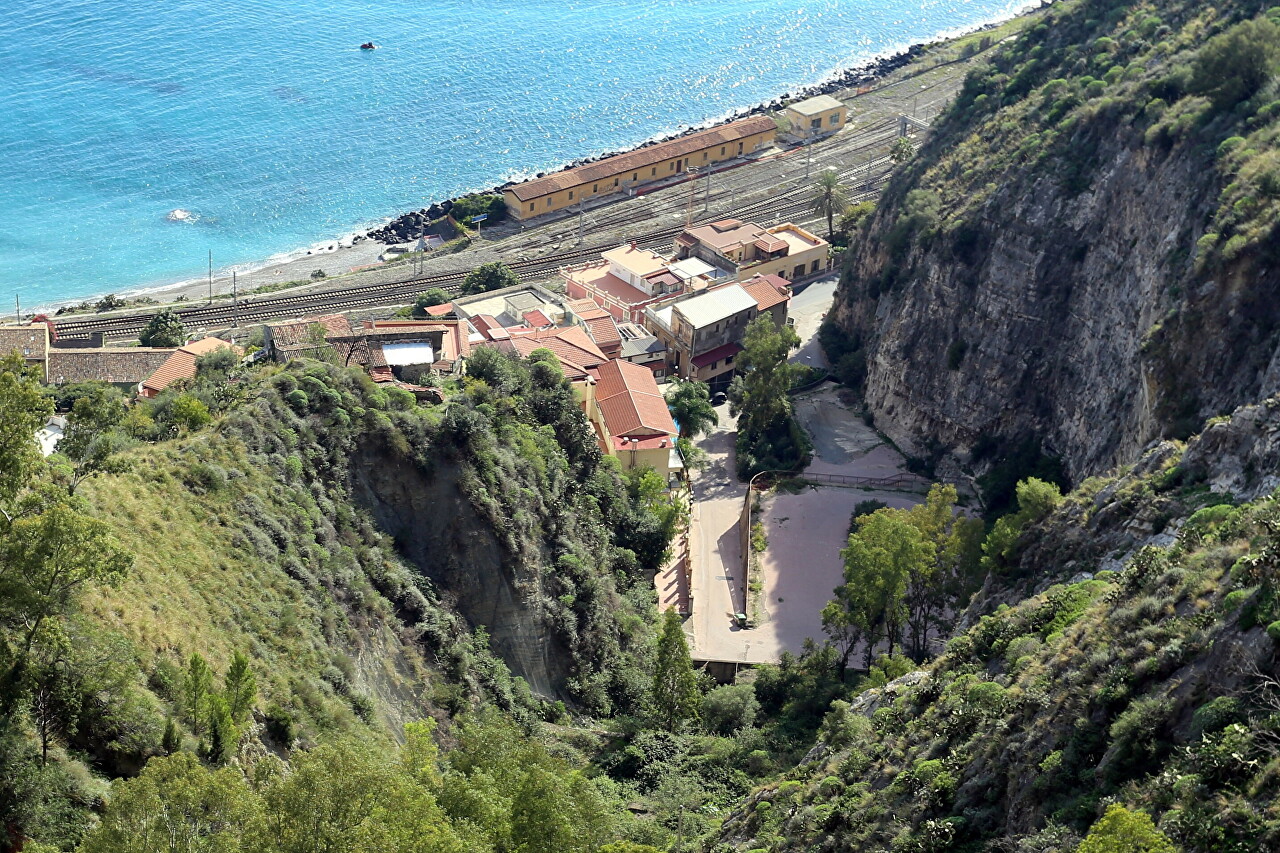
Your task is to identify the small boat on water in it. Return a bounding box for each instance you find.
[360,42,377,50]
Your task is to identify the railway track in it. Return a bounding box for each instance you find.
[53,131,903,341]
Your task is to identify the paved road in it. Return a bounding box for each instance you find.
[687,403,769,662]
[790,274,839,368]
[685,275,929,664]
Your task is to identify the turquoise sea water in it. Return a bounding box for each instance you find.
[0,0,1026,307]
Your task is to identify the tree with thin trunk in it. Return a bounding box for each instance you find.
[810,169,850,239]
[651,608,700,731]
[665,379,718,440]
[183,652,213,734]
[223,650,256,724]
[834,509,934,665]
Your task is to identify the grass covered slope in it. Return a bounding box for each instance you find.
[2,345,683,849]
[717,410,1280,852]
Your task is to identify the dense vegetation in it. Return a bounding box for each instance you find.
[7,1,1280,850]
[0,341,696,850]
[721,443,1280,850]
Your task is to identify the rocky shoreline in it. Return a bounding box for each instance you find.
[364,17,1012,245]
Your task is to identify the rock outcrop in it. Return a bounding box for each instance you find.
[350,448,570,697]
[830,22,1280,485]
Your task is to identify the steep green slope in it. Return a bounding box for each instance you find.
[826,0,1280,483]
[1,348,673,849]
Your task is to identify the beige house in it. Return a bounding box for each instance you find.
[504,115,776,220]
[645,283,759,393]
[563,243,690,324]
[673,219,829,283]
[581,359,680,477]
[783,94,848,140]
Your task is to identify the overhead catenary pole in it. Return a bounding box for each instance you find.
[685,170,696,227]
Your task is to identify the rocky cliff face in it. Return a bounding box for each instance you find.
[350,448,571,698]
[831,0,1280,486]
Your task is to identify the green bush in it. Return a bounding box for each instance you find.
[1190,696,1243,741]
[1189,16,1280,110]
[450,193,507,225]
[701,684,760,735]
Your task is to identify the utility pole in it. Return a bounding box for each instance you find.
[685,170,696,227]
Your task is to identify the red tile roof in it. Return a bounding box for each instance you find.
[566,298,607,318]
[141,337,239,397]
[692,341,743,369]
[266,315,352,351]
[0,325,50,361]
[590,359,677,439]
[47,348,178,385]
[522,309,553,328]
[505,325,608,379]
[737,274,792,312]
[470,315,501,339]
[583,315,622,353]
[507,115,775,202]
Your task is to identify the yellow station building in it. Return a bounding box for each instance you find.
[782,94,848,140]
[504,115,777,220]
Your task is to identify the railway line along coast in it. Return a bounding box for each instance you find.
[45,20,1018,342]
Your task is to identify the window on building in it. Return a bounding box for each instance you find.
[811,259,820,273]
[702,152,708,161]
[632,172,637,180]
[651,167,656,176]
[810,118,822,129]
[614,178,619,186]
[593,183,598,193]
[568,190,574,200]
[738,141,743,153]
[720,146,726,155]
[528,203,534,212]
[726,354,734,365]
[547,198,553,208]
[830,113,840,125]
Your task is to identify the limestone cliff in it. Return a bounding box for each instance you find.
[829,0,1280,486]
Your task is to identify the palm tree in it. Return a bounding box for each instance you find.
[811,169,850,240]
[666,379,719,440]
